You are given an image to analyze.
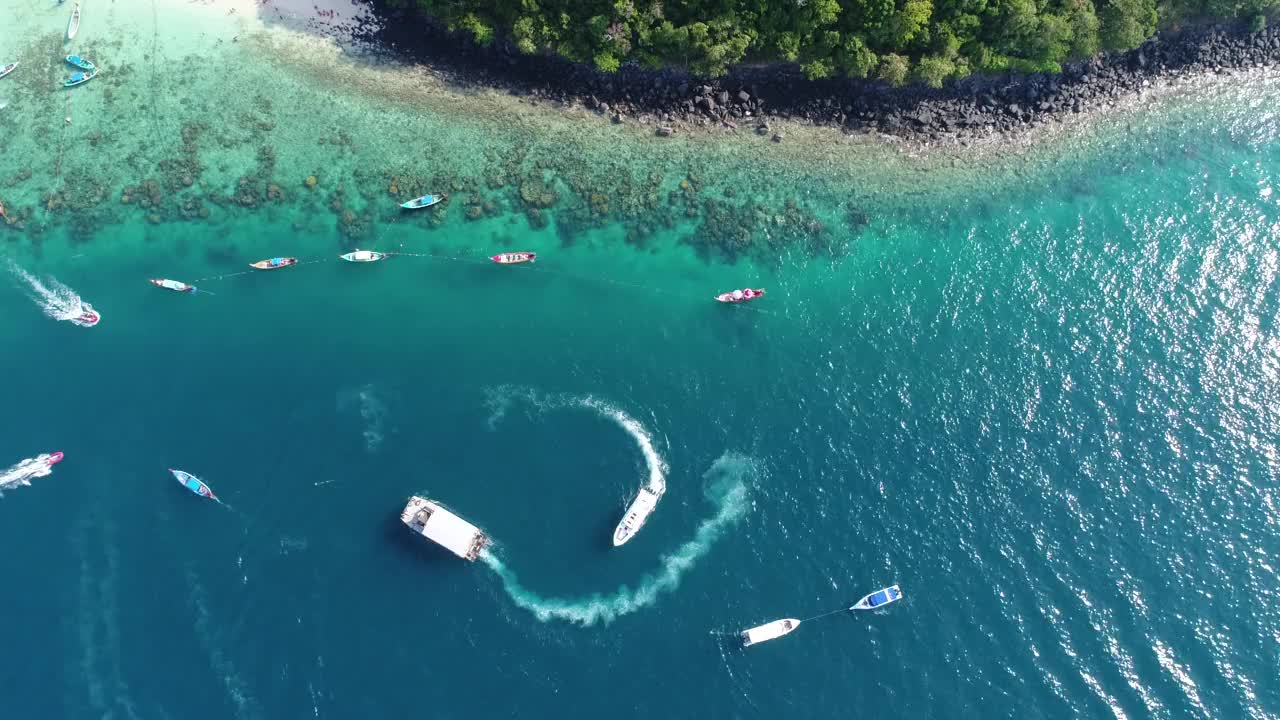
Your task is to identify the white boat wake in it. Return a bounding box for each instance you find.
[478,451,756,626]
[6,260,97,326]
[0,454,60,496]
[485,386,668,496]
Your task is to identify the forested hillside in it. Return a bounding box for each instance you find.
[390,0,1275,86]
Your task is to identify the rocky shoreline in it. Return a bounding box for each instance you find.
[351,10,1280,142]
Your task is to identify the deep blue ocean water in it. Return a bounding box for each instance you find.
[4,7,1280,716]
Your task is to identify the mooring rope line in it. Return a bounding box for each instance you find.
[179,247,776,314]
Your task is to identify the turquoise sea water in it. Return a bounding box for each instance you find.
[4,2,1280,719]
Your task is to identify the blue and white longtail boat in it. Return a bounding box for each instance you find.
[169,469,220,502]
[849,584,902,611]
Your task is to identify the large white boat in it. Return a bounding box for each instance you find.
[741,618,801,648]
[612,485,663,546]
[400,495,489,561]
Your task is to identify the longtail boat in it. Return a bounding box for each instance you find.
[714,288,765,304]
[169,469,220,502]
[63,71,95,88]
[339,250,386,263]
[0,62,18,80]
[149,278,196,293]
[250,257,298,270]
[490,252,536,265]
[65,55,94,70]
[66,3,80,40]
[400,193,447,210]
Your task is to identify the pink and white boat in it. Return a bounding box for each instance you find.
[714,288,765,303]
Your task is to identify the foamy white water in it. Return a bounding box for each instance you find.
[0,455,58,495]
[6,261,95,326]
[480,452,755,625]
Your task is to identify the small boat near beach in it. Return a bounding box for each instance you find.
[715,288,765,304]
[741,618,801,648]
[0,62,18,80]
[66,2,81,40]
[850,584,903,611]
[149,278,196,293]
[65,55,94,70]
[490,251,536,265]
[400,193,447,210]
[250,257,298,270]
[340,249,387,263]
[169,469,220,502]
[63,71,95,88]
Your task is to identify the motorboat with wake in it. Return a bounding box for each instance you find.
[71,304,100,327]
[0,62,18,80]
[490,252,536,265]
[149,278,196,293]
[339,249,387,263]
[850,584,902,610]
[400,193,447,210]
[0,452,64,491]
[715,288,765,304]
[169,469,220,502]
[612,485,663,546]
[741,618,801,647]
[250,257,297,270]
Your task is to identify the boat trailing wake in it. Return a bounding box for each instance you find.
[484,386,668,496]
[6,260,97,326]
[478,452,756,626]
[0,455,60,496]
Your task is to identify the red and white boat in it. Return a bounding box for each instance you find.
[490,251,536,265]
[149,278,196,293]
[714,288,765,303]
[73,305,100,327]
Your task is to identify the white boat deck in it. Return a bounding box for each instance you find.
[401,496,489,561]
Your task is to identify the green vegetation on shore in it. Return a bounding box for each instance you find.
[395,0,1274,86]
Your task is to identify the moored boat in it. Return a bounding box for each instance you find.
[714,288,765,303]
[339,249,387,263]
[741,618,801,648]
[66,2,81,40]
[850,584,903,611]
[169,469,220,502]
[65,55,94,70]
[149,278,196,293]
[0,62,18,80]
[490,251,536,265]
[63,71,95,88]
[400,495,489,561]
[613,485,663,547]
[249,257,298,270]
[400,193,447,210]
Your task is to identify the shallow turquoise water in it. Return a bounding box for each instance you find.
[4,3,1280,718]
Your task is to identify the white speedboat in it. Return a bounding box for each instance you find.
[612,485,663,546]
[850,584,902,611]
[741,618,801,648]
[339,249,387,263]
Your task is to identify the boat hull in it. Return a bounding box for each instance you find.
[340,250,386,263]
[65,55,93,70]
[64,71,95,88]
[741,619,801,647]
[613,486,663,546]
[0,62,18,79]
[250,257,298,270]
[491,252,536,265]
[400,193,446,209]
[67,4,80,40]
[149,278,195,293]
[715,288,765,303]
[851,584,903,610]
[170,469,218,501]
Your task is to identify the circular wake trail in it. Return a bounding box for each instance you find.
[485,386,668,495]
[5,260,92,323]
[479,452,756,626]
